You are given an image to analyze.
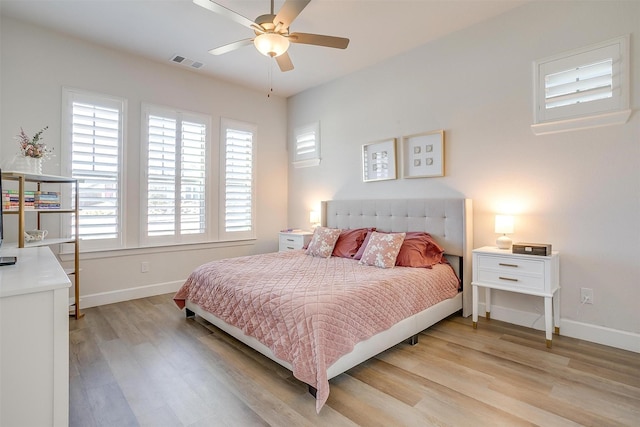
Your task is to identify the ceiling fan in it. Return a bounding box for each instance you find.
[193,0,350,72]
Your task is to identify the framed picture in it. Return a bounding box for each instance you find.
[401,130,444,178]
[362,138,397,182]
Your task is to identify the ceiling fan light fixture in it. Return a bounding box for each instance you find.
[254,33,289,57]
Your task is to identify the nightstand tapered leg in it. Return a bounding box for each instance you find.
[472,285,478,329]
[485,287,491,320]
[545,296,553,347]
[553,289,560,335]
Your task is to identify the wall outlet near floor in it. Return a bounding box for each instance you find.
[140,262,150,273]
[580,287,593,304]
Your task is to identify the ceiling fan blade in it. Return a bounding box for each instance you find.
[276,52,294,72]
[208,38,254,55]
[273,0,311,28]
[289,32,349,49]
[193,0,257,30]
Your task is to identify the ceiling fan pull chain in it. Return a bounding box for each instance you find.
[267,60,273,98]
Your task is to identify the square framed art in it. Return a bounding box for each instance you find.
[362,138,397,182]
[401,130,444,178]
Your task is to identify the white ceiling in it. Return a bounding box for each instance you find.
[1,0,528,97]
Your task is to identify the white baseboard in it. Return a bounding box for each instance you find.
[477,303,639,353]
[560,319,640,353]
[80,280,184,309]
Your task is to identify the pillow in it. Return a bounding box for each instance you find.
[395,232,445,268]
[353,229,375,260]
[358,231,406,268]
[305,227,342,258]
[332,228,373,258]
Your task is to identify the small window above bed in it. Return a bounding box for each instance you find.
[531,35,631,135]
[293,122,320,168]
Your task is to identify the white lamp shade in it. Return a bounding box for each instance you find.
[309,211,320,224]
[254,33,290,57]
[495,215,514,234]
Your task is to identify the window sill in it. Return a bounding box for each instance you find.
[293,158,321,168]
[531,109,632,136]
[59,238,256,262]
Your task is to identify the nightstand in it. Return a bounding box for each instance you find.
[472,246,560,348]
[278,230,313,252]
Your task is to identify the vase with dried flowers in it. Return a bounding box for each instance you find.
[12,126,52,174]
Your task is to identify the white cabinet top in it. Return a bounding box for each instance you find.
[0,247,71,298]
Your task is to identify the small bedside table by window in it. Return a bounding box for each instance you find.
[279,231,313,252]
[471,246,560,348]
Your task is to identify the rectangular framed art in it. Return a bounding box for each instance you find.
[401,130,445,178]
[362,138,397,182]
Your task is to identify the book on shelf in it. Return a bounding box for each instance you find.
[2,189,61,210]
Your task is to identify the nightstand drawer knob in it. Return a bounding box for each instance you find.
[287,238,295,242]
[499,276,519,282]
[498,263,519,268]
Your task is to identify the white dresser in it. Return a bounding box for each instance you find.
[471,246,560,348]
[278,230,313,251]
[0,246,71,427]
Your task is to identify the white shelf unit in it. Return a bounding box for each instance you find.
[1,171,82,318]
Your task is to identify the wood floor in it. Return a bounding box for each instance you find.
[69,293,640,427]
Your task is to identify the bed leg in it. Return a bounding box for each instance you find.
[308,385,317,398]
[408,334,419,346]
[185,308,195,318]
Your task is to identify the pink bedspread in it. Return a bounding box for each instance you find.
[174,250,459,412]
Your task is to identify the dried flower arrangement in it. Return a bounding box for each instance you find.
[16,126,51,158]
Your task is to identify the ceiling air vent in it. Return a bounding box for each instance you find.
[170,55,204,69]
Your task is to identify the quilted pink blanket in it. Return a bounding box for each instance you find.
[174,250,459,412]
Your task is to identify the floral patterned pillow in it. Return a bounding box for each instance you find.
[305,227,342,258]
[358,231,406,268]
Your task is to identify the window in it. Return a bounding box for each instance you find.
[142,104,209,245]
[220,118,256,240]
[293,122,320,168]
[63,88,125,250]
[532,35,631,135]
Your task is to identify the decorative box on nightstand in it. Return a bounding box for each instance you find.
[278,230,313,252]
[471,246,560,348]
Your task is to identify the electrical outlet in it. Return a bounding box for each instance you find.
[580,287,593,304]
[140,262,149,273]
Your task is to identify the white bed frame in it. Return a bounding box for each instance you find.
[185,198,473,385]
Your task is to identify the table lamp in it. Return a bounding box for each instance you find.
[495,215,514,249]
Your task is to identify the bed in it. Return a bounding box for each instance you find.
[174,198,473,412]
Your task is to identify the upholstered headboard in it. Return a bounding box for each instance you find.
[322,198,473,316]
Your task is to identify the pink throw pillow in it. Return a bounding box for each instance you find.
[305,227,342,258]
[332,228,373,258]
[395,232,445,268]
[353,229,375,260]
[358,231,406,268]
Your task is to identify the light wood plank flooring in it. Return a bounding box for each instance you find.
[69,293,640,426]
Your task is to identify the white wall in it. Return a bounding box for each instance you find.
[0,16,289,306]
[287,1,639,351]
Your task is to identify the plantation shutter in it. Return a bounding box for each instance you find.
[221,119,255,238]
[71,101,121,241]
[544,59,613,110]
[293,122,320,168]
[144,107,208,243]
[180,121,207,235]
[147,115,177,237]
[533,36,630,131]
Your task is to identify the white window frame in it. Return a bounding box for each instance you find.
[219,118,256,241]
[61,87,126,251]
[140,103,211,246]
[531,35,631,135]
[293,121,320,168]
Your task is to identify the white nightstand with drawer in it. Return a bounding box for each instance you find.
[472,246,560,348]
[279,231,313,252]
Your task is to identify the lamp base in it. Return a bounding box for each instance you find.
[496,235,512,249]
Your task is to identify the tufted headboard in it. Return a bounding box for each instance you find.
[322,198,473,316]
